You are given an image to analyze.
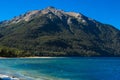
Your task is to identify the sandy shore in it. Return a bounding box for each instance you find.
[0,56,53,59]
[23,56,54,58]
[22,56,69,59]
[0,56,67,58]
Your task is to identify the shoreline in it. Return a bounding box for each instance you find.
[0,56,69,59]
[0,56,120,59]
[0,74,19,80]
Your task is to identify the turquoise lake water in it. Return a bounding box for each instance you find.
[0,57,120,80]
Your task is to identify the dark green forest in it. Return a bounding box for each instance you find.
[0,46,31,57]
[0,7,119,57]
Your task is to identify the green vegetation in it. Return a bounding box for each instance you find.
[0,8,119,57]
[0,46,31,57]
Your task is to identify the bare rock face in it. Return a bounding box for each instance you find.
[5,6,89,25]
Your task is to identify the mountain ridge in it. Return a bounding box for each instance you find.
[0,7,119,57]
[1,7,95,24]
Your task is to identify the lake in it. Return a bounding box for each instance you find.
[0,57,120,80]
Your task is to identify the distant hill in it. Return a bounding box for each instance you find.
[0,6,120,57]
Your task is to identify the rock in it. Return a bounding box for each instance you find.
[0,74,19,80]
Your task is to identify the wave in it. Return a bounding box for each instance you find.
[0,72,34,80]
[0,74,19,80]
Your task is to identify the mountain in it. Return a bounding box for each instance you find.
[0,6,120,57]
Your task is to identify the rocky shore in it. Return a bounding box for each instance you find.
[0,74,19,80]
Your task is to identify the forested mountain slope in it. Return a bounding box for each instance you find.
[0,7,120,57]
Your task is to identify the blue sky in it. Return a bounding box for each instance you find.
[0,0,120,29]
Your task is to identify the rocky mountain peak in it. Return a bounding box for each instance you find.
[43,7,83,19]
[10,10,40,23]
[41,7,88,23]
[2,7,91,25]
[42,6,65,17]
